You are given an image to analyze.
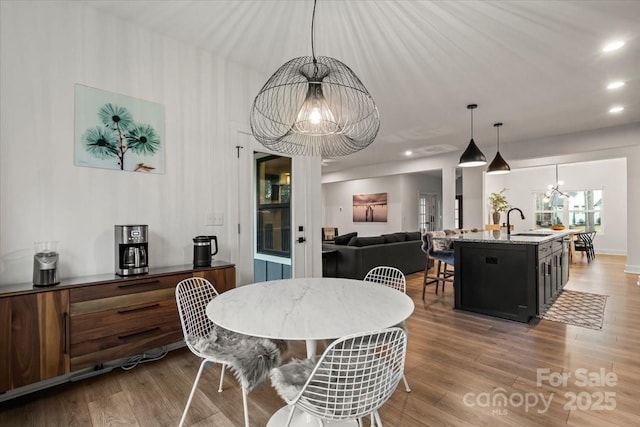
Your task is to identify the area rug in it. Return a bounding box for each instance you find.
[540,290,608,330]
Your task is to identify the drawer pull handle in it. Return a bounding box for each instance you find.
[118,280,161,289]
[117,303,160,315]
[63,312,68,355]
[118,327,161,340]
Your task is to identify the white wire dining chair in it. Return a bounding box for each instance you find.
[270,327,408,427]
[363,265,406,293]
[175,277,285,427]
[363,266,411,393]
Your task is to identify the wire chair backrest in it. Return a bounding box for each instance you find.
[292,327,407,421]
[363,266,406,293]
[175,277,219,347]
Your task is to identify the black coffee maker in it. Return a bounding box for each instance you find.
[193,236,218,267]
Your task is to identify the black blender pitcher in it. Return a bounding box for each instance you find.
[193,236,218,267]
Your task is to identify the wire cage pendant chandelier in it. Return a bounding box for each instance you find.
[249,0,380,157]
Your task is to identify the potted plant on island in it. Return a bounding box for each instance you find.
[489,188,510,224]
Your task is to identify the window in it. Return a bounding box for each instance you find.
[533,189,602,232]
[256,155,291,257]
[455,195,463,229]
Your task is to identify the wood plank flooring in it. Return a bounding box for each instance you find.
[1,255,639,426]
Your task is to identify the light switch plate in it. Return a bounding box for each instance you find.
[205,212,224,226]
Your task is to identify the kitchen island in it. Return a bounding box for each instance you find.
[442,230,571,323]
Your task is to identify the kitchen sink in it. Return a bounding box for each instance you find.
[512,233,553,237]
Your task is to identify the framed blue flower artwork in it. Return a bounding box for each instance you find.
[74,84,165,173]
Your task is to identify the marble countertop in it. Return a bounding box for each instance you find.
[437,230,572,245]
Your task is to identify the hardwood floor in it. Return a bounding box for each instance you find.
[1,255,639,426]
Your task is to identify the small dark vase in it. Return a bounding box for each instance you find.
[492,212,501,224]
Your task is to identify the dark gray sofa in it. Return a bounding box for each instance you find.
[322,231,425,280]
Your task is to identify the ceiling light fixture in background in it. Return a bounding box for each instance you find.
[609,106,625,113]
[249,0,379,157]
[607,80,625,90]
[486,122,510,175]
[458,104,486,167]
[544,164,569,202]
[602,40,625,52]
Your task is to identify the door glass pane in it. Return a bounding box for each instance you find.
[256,155,291,257]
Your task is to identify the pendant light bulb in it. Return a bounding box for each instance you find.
[459,104,486,167]
[294,81,338,135]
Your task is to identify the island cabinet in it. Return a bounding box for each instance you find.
[450,231,570,323]
[0,262,235,394]
[0,291,69,392]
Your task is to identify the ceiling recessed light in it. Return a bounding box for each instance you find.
[602,40,625,52]
[607,81,625,90]
[404,150,413,156]
[609,106,624,113]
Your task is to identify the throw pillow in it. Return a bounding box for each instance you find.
[431,230,453,251]
[347,236,386,247]
[381,233,402,243]
[334,232,357,245]
[405,231,421,241]
[392,232,407,241]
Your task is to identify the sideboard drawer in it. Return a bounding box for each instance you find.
[70,273,190,303]
[70,297,180,344]
[69,273,189,371]
[70,325,183,371]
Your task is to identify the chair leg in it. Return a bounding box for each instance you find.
[285,405,296,427]
[218,363,226,392]
[422,259,438,300]
[242,386,250,427]
[179,359,208,427]
[373,410,383,426]
[401,374,411,392]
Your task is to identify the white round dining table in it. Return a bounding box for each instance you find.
[206,276,415,358]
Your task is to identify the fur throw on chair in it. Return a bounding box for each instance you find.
[269,357,318,401]
[188,328,287,391]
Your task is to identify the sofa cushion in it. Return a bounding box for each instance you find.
[334,232,357,245]
[405,231,421,241]
[347,236,385,247]
[381,232,406,243]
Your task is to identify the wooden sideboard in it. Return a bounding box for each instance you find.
[0,262,235,394]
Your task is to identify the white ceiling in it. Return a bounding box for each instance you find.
[86,0,640,173]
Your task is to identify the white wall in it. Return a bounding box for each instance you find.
[0,2,287,285]
[322,173,442,237]
[486,159,627,254]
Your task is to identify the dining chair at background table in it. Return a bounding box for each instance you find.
[363,266,411,393]
[175,277,287,427]
[268,327,408,427]
[574,230,596,263]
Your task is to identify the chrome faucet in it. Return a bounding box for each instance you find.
[507,208,525,235]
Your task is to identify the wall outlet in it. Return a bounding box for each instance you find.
[205,212,224,226]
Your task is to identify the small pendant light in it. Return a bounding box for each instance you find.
[458,104,486,167]
[487,122,511,174]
